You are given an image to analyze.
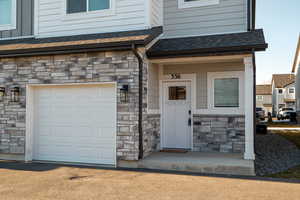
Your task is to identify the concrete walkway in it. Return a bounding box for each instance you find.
[122,152,255,176]
[0,161,299,200]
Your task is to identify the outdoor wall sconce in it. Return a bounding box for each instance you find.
[0,87,5,101]
[11,87,20,102]
[120,85,129,103]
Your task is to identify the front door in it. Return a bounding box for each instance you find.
[162,81,192,149]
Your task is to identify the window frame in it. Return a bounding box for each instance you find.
[256,95,264,101]
[0,0,17,31]
[178,0,219,9]
[288,88,295,94]
[63,0,115,20]
[207,71,244,114]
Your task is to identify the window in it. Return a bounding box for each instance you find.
[256,95,264,101]
[67,0,110,14]
[0,0,16,31]
[207,71,244,114]
[214,78,239,107]
[169,86,186,100]
[289,88,295,94]
[278,89,283,94]
[178,0,219,9]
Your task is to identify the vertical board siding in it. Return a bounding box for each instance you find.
[0,0,34,39]
[150,0,163,27]
[163,0,248,38]
[37,0,149,38]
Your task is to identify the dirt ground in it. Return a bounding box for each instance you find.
[0,161,299,200]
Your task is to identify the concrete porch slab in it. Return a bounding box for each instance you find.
[119,152,255,176]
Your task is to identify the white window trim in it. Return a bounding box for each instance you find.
[256,95,264,101]
[0,0,17,31]
[178,0,219,9]
[62,0,115,21]
[206,71,245,115]
[288,88,295,94]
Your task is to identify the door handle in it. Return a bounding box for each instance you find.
[188,118,191,126]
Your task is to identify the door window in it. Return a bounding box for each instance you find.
[169,86,186,100]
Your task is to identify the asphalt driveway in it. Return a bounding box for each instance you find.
[0,161,299,200]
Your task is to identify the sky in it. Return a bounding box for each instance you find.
[255,0,300,84]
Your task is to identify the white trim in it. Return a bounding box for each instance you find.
[34,0,39,36]
[159,73,196,151]
[150,54,251,64]
[0,35,34,41]
[207,71,245,115]
[25,82,118,167]
[178,0,219,9]
[243,57,255,160]
[145,0,151,28]
[0,0,17,31]
[62,0,116,21]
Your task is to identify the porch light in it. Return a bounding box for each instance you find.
[0,87,5,101]
[11,87,20,102]
[120,85,129,103]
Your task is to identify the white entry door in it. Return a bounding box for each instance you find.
[162,81,192,149]
[32,84,116,165]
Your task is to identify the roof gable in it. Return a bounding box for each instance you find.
[256,84,272,95]
[271,74,295,88]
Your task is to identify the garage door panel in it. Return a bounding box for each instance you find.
[33,84,116,165]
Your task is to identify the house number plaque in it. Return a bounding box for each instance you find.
[170,74,181,79]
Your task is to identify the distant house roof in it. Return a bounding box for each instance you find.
[256,85,272,95]
[147,29,268,58]
[272,74,295,88]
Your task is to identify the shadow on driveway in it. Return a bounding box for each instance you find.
[0,160,299,184]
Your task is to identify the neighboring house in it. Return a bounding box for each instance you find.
[271,74,295,115]
[0,0,267,175]
[256,84,272,115]
[292,35,300,122]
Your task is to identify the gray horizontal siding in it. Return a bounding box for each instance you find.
[0,0,34,39]
[163,62,244,109]
[163,0,248,38]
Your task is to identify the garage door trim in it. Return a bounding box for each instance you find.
[25,82,117,166]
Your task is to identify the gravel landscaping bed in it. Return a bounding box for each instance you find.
[255,133,300,176]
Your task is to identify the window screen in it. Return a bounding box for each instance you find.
[89,0,110,11]
[67,0,110,14]
[214,78,239,107]
[67,0,86,14]
[169,86,186,100]
[0,0,12,25]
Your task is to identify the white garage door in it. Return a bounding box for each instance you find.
[32,84,116,165]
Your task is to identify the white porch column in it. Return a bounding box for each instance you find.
[244,56,255,160]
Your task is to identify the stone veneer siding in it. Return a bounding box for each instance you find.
[143,114,160,157]
[193,115,245,153]
[0,51,146,161]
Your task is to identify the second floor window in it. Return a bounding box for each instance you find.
[278,89,283,94]
[256,95,263,101]
[67,0,110,14]
[0,0,16,31]
[289,88,295,94]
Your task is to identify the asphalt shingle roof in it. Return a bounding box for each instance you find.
[147,29,268,58]
[256,85,272,95]
[272,74,295,88]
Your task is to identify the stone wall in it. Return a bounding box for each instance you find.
[143,114,160,157]
[0,51,144,161]
[193,115,245,153]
